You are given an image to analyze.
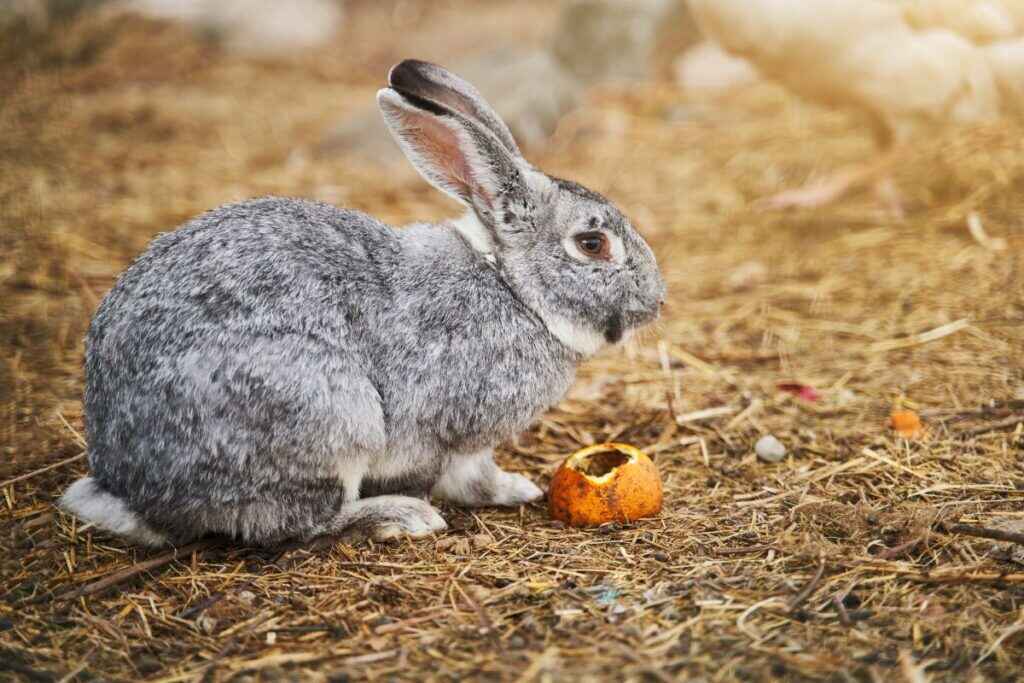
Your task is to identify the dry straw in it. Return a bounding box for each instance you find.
[3,5,1024,681]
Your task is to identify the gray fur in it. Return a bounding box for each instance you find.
[59,59,665,546]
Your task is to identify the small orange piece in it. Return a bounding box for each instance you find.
[548,443,662,527]
[889,409,923,438]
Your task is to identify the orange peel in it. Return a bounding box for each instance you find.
[548,442,662,527]
[889,409,924,438]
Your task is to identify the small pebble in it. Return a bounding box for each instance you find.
[836,388,857,406]
[755,435,787,463]
[135,655,162,675]
[653,551,669,562]
[196,614,218,635]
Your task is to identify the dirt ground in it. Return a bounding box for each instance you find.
[3,3,1024,681]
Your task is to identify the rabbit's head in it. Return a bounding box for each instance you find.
[379,59,665,357]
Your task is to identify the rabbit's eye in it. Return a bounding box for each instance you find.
[575,231,611,260]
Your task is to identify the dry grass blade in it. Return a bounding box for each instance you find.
[674,405,738,424]
[957,415,1024,437]
[868,319,970,353]
[0,452,86,489]
[788,560,826,612]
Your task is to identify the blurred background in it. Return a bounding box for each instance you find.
[3,0,1023,480]
[3,2,1024,679]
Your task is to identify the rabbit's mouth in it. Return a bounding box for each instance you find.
[605,309,660,343]
[603,313,625,344]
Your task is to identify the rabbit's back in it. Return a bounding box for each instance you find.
[84,198,395,543]
[90,197,398,347]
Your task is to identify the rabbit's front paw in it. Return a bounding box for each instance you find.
[433,450,543,507]
[492,471,544,507]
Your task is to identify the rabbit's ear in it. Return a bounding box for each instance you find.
[387,59,521,158]
[378,87,523,214]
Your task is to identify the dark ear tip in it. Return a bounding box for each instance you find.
[388,59,440,89]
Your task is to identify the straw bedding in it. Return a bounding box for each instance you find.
[2,4,1023,681]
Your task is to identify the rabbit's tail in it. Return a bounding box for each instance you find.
[60,476,168,547]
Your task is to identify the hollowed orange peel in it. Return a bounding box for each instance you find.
[889,408,924,439]
[548,442,663,527]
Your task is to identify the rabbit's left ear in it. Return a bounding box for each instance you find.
[386,59,522,158]
[378,85,525,216]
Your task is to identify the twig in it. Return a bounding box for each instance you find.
[23,513,55,531]
[453,581,494,633]
[788,560,826,613]
[957,415,1023,437]
[859,561,1024,584]
[877,536,925,560]
[832,594,851,626]
[58,540,217,603]
[373,607,448,635]
[940,522,1024,547]
[0,453,86,490]
[663,391,679,424]
[715,544,773,556]
[177,591,226,620]
[56,412,87,447]
[921,400,1024,419]
[868,319,969,353]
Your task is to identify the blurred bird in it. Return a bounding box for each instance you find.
[687,0,1024,212]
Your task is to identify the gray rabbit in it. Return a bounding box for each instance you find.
[60,60,666,547]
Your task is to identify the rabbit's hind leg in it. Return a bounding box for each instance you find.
[432,450,543,508]
[311,495,447,543]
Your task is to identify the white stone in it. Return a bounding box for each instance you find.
[755,434,787,463]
